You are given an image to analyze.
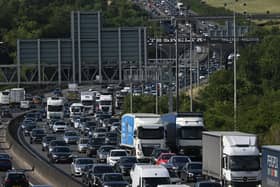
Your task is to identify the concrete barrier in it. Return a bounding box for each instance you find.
[6,114,84,187]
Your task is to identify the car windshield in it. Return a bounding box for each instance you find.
[173,156,189,163]
[48,105,63,112]
[94,166,114,173]
[189,163,202,170]
[0,154,10,159]
[101,147,115,153]
[54,147,70,152]
[33,130,45,134]
[55,122,66,126]
[86,122,96,127]
[229,156,260,171]
[8,173,26,180]
[180,126,203,140]
[80,139,89,144]
[51,141,67,146]
[120,157,137,163]
[111,151,127,157]
[104,174,123,181]
[65,132,77,136]
[45,136,56,141]
[91,138,105,144]
[77,159,94,165]
[161,154,173,160]
[106,133,117,137]
[96,128,107,132]
[142,177,170,187]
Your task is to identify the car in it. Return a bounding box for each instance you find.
[110,122,120,132]
[151,148,170,164]
[96,145,117,163]
[166,155,191,172]
[48,140,68,153]
[63,131,80,144]
[0,153,11,160]
[77,138,89,153]
[70,157,95,176]
[156,153,176,165]
[86,137,105,157]
[99,173,129,187]
[115,156,137,176]
[91,127,107,138]
[0,158,12,171]
[23,122,37,136]
[52,121,68,133]
[30,128,46,144]
[180,162,202,182]
[194,181,222,187]
[80,121,97,135]
[2,170,29,187]
[86,164,115,187]
[47,146,73,163]
[107,149,128,166]
[105,132,118,145]
[41,135,56,151]
[21,119,35,129]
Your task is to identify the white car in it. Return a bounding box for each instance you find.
[107,149,128,166]
[70,157,94,176]
[77,138,89,153]
[52,121,68,133]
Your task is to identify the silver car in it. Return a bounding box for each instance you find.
[77,138,89,153]
[70,157,94,176]
[63,131,80,144]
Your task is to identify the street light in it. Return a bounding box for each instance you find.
[186,23,193,112]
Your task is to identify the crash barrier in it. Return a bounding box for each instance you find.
[6,113,84,187]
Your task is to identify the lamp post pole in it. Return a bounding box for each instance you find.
[188,24,193,112]
[233,2,237,131]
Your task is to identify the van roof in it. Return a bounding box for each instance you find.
[133,164,169,178]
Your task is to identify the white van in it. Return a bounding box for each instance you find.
[130,164,170,187]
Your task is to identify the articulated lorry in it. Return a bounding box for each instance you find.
[80,91,95,115]
[262,145,280,187]
[121,113,165,158]
[202,131,261,187]
[160,112,204,159]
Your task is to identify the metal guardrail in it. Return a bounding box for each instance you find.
[6,113,84,187]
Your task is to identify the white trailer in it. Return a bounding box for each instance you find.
[80,91,94,115]
[121,113,166,158]
[10,88,25,103]
[0,90,10,105]
[47,97,64,120]
[98,94,112,114]
[202,131,261,187]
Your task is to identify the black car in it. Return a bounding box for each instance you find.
[48,140,68,153]
[81,121,97,135]
[30,128,46,144]
[86,164,115,187]
[2,170,29,187]
[96,145,117,163]
[180,162,202,182]
[47,146,73,163]
[99,173,128,187]
[115,156,137,176]
[41,135,56,151]
[86,137,105,157]
[23,123,37,136]
[0,158,12,171]
[105,132,118,145]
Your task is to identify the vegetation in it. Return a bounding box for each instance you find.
[0,0,149,63]
[123,27,280,145]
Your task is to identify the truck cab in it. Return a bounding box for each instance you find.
[130,164,170,187]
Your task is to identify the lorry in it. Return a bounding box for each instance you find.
[130,164,170,187]
[202,131,261,187]
[121,113,165,158]
[46,97,64,120]
[160,112,204,159]
[10,88,25,103]
[80,91,95,115]
[262,145,280,187]
[98,94,112,114]
[0,90,10,105]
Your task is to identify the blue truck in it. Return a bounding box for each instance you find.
[121,113,165,158]
[160,112,204,159]
[262,145,280,187]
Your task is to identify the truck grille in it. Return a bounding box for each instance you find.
[232,176,257,182]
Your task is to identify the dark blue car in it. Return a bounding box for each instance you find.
[0,158,12,171]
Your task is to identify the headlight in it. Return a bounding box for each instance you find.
[76,167,81,171]
[53,155,58,158]
[188,172,194,177]
[172,166,178,170]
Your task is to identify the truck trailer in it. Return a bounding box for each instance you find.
[80,91,95,115]
[160,112,204,159]
[121,113,165,158]
[262,145,280,187]
[202,131,261,187]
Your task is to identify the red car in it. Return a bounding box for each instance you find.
[156,153,175,165]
